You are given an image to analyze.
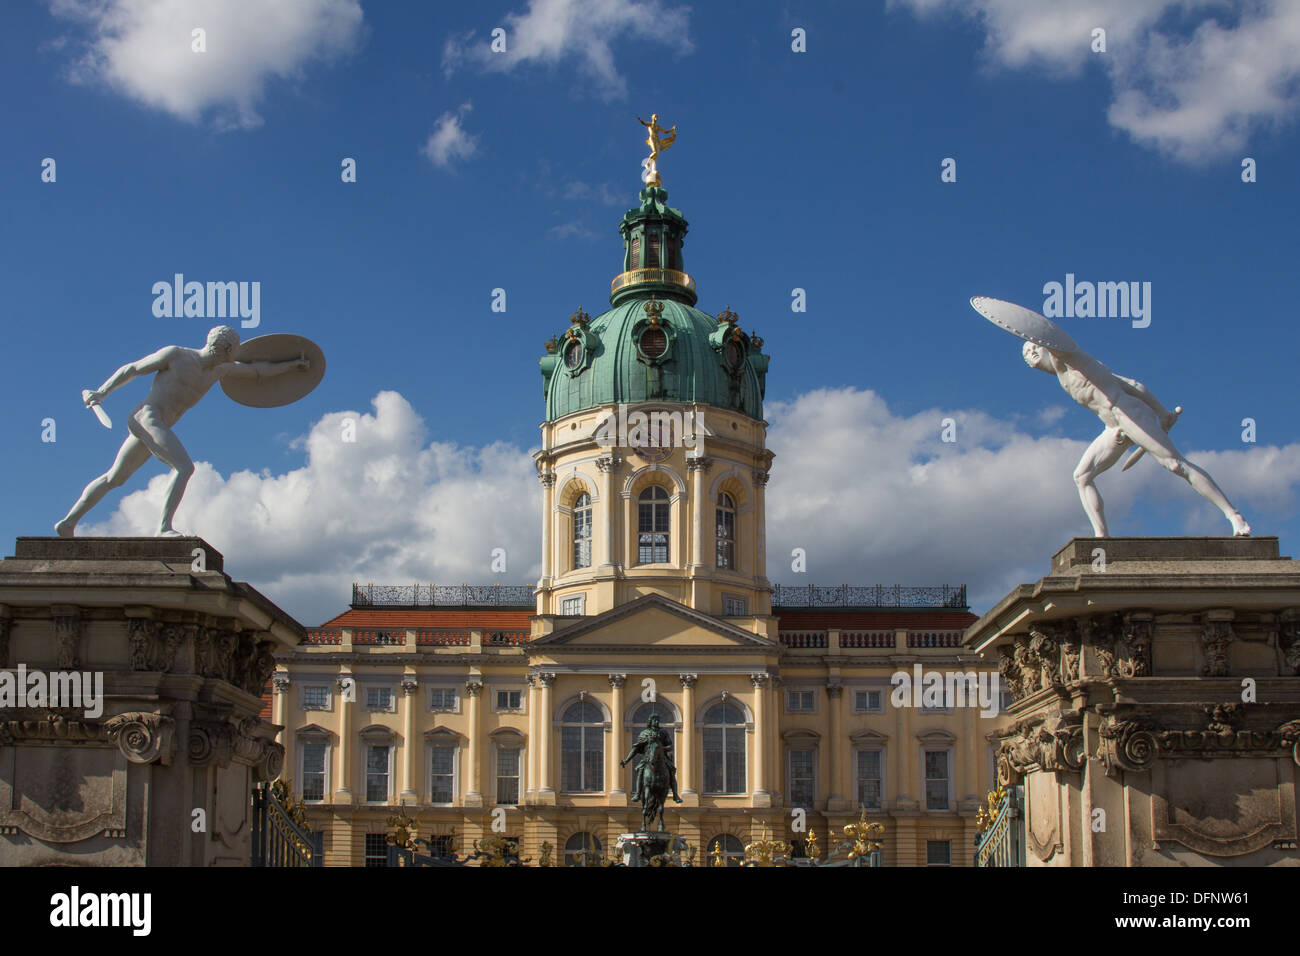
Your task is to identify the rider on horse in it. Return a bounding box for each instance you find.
[621,713,683,805]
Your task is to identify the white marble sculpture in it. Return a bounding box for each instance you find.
[971,297,1250,538]
[56,325,323,538]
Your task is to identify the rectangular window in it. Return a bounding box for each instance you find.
[430,745,455,804]
[365,745,391,803]
[496,747,521,805]
[722,595,748,616]
[926,840,952,866]
[716,509,734,569]
[630,236,641,269]
[786,690,814,712]
[364,833,388,868]
[925,750,950,811]
[856,750,883,810]
[301,685,330,710]
[496,690,522,711]
[573,506,592,569]
[854,690,883,712]
[638,533,668,564]
[789,750,815,810]
[366,687,394,712]
[647,233,660,268]
[561,595,585,616]
[429,687,457,711]
[301,743,327,802]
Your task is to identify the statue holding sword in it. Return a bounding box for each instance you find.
[56,325,325,538]
[971,297,1250,537]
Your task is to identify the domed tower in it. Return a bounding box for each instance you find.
[534,119,774,635]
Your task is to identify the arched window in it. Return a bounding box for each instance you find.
[560,700,604,793]
[707,834,745,867]
[702,700,747,794]
[564,831,603,867]
[572,492,592,569]
[638,485,670,564]
[716,492,736,569]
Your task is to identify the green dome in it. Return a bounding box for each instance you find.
[540,185,770,422]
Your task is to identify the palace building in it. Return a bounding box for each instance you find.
[270,155,998,866]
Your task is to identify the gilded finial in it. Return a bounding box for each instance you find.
[545,335,559,353]
[638,113,677,187]
[643,297,664,328]
[717,306,738,326]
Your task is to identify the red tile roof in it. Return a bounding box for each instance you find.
[773,610,976,629]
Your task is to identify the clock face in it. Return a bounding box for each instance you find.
[564,340,584,369]
[631,416,674,463]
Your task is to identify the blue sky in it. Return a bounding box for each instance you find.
[3,0,1299,625]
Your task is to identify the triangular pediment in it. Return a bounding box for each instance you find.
[533,594,773,649]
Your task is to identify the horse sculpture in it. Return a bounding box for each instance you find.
[621,713,681,832]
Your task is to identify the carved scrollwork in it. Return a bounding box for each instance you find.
[1098,716,1159,776]
[1118,613,1154,678]
[102,712,175,766]
[260,742,285,781]
[126,617,157,671]
[1038,715,1085,773]
[1200,615,1234,677]
[189,721,235,767]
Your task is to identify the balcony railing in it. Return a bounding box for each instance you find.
[839,631,895,648]
[352,583,536,608]
[610,267,696,296]
[907,631,963,648]
[304,628,342,645]
[771,584,966,609]
[779,631,828,648]
[416,629,472,647]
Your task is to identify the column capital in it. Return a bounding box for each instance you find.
[271,672,291,694]
[464,680,484,697]
[608,673,627,689]
[687,456,712,474]
[752,469,770,486]
[538,672,556,688]
[596,454,622,474]
[826,682,843,699]
[679,673,698,689]
[401,676,419,696]
[539,472,556,488]
[749,672,770,688]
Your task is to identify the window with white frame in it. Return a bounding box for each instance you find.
[561,594,586,616]
[572,492,593,570]
[365,686,395,712]
[365,743,392,803]
[926,840,952,866]
[429,742,456,805]
[494,688,523,712]
[715,492,736,569]
[722,594,748,616]
[702,700,746,794]
[924,750,951,811]
[787,747,816,810]
[637,485,670,564]
[495,745,522,805]
[856,749,883,810]
[301,684,331,711]
[785,689,815,713]
[560,700,604,793]
[853,689,883,713]
[301,741,328,802]
[429,687,458,712]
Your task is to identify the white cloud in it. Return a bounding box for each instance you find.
[547,219,596,239]
[49,0,364,128]
[889,0,1300,162]
[442,0,692,99]
[82,387,1300,625]
[421,102,479,168]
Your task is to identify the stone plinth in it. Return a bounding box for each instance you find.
[615,831,689,866]
[0,537,304,866]
[966,537,1300,867]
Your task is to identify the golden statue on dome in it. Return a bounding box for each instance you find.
[638,113,676,187]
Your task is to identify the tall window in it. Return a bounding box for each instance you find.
[560,700,604,793]
[564,832,603,867]
[715,492,735,568]
[572,492,592,569]
[638,486,670,563]
[925,750,950,811]
[429,743,455,805]
[365,745,391,803]
[788,748,816,810]
[707,834,745,867]
[364,833,388,867]
[702,700,746,794]
[856,750,883,810]
[496,746,521,805]
[301,743,327,801]
[647,232,661,268]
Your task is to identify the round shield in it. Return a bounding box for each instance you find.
[970,296,1080,353]
[220,333,326,408]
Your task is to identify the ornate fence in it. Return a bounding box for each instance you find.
[251,780,323,867]
[771,584,967,608]
[352,583,536,608]
[974,785,1024,867]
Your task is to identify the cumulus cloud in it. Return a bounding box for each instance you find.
[442,0,692,100]
[83,387,1300,625]
[889,0,1300,162]
[421,102,479,168]
[49,0,364,128]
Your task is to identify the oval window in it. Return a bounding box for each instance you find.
[725,340,744,369]
[565,340,584,369]
[639,327,668,359]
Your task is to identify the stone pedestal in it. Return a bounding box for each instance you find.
[615,831,688,866]
[0,537,303,866]
[967,537,1300,866]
